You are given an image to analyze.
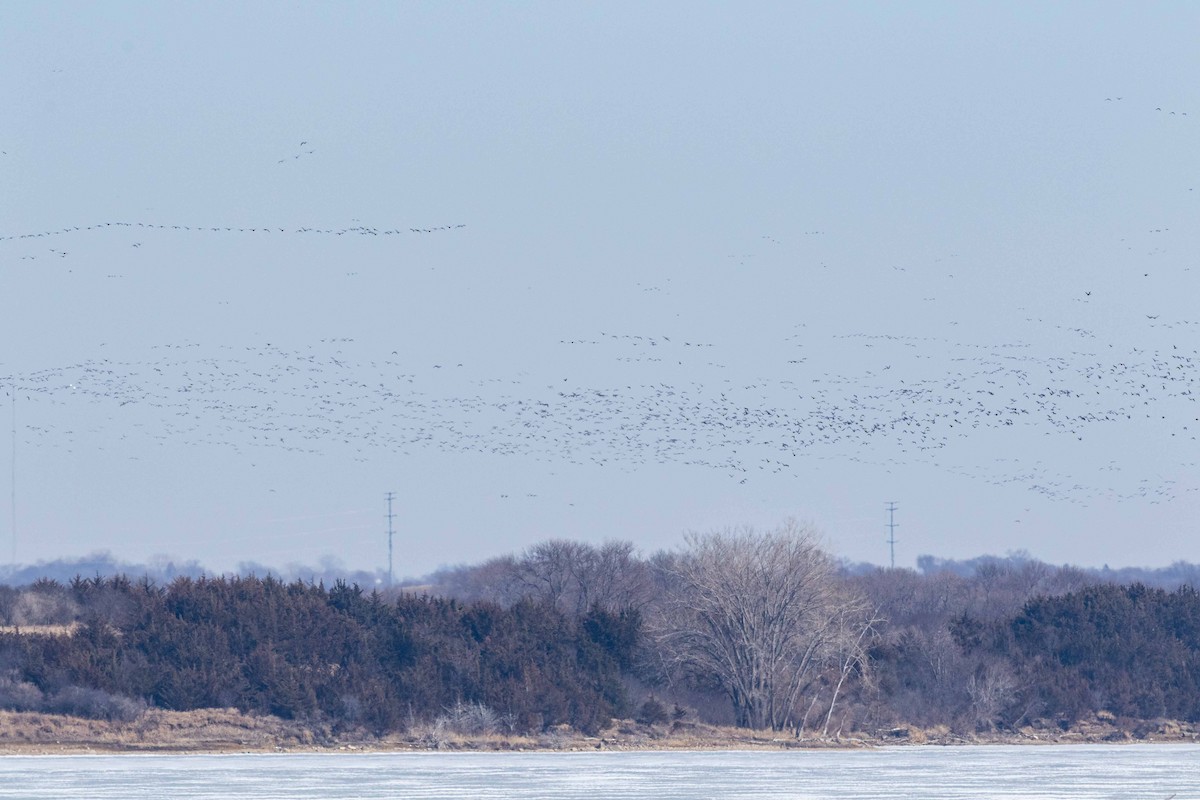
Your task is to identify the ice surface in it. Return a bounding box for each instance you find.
[0,745,1195,799]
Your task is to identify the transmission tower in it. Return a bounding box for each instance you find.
[885,501,898,569]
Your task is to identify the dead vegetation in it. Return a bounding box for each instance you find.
[1,708,1195,755]
[0,623,79,637]
[0,708,330,754]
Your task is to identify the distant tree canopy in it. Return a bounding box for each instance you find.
[0,541,1197,736]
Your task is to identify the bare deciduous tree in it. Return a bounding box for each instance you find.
[650,521,873,731]
[966,661,1018,731]
[428,540,652,615]
[508,539,652,615]
[819,602,881,738]
[513,540,588,610]
[574,540,652,613]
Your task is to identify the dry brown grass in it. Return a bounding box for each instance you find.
[0,623,80,637]
[0,709,1195,755]
[0,710,875,754]
[373,719,876,752]
[0,708,331,754]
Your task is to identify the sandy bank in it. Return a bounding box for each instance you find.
[0,708,1196,756]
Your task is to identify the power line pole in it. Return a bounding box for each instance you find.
[385,491,396,587]
[885,501,898,569]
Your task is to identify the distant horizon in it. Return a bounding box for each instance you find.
[3,541,1198,589]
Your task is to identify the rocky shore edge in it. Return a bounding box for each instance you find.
[0,709,1197,755]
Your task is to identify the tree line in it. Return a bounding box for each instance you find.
[0,525,1197,736]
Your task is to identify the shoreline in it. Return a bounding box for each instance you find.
[0,709,1197,756]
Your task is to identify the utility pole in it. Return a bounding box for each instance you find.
[885,501,898,569]
[385,491,396,587]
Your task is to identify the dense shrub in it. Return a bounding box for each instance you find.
[46,686,147,722]
[2,576,634,735]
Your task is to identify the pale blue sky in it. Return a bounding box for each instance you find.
[2,2,1198,577]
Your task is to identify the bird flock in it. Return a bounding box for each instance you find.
[1,220,466,246]
[1,92,1196,535]
[3,302,1196,508]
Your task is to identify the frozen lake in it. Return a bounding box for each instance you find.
[0,744,1196,799]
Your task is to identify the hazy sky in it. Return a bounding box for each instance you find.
[2,2,1198,578]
